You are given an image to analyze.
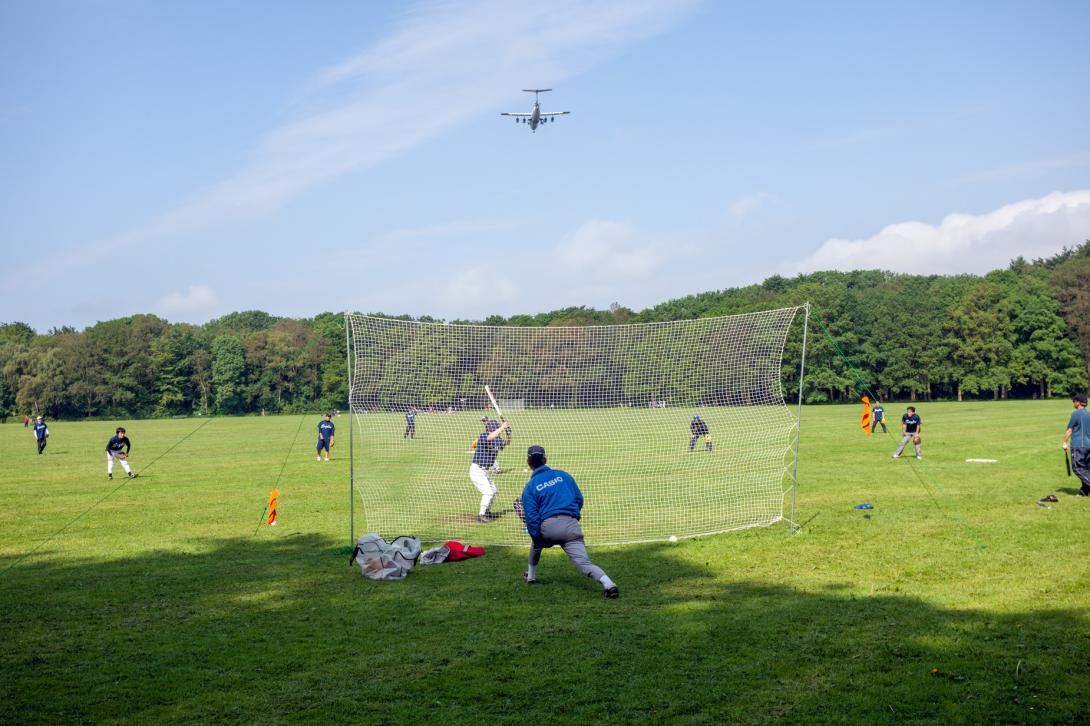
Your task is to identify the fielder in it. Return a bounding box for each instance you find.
[404,408,417,439]
[317,412,335,461]
[470,418,510,523]
[519,445,619,598]
[689,415,713,452]
[1062,394,1090,497]
[105,427,135,480]
[33,416,49,455]
[871,401,888,434]
[893,406,922,459]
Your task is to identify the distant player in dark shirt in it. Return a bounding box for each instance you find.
[871,402,887,434]
[317,413,335,462]
[469,418,510,522]
[33,416,49,455]
[404,409,416,439]
[893,407,922,459]
[105,427,134,479]
[689,415,712,452]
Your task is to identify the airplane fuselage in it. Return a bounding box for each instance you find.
[528,101,541,131]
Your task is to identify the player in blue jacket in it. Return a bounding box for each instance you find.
[317,413,335,462]
[33,416,49,455]
[517,445,619,598]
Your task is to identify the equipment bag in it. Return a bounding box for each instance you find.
[349,534,421,580]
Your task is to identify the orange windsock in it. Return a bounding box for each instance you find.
[267,488,280,526]
[861,395,871,433]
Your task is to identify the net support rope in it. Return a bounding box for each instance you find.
[345,307,806,545]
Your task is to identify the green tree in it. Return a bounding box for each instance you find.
[211,336,246,414]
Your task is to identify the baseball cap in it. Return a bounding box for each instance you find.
[527,445,546,458]
[1074,394,1088,405]
[36,415,43,421]
[485,420,499,432]
[481,415,489,421]
[693,415,700,420]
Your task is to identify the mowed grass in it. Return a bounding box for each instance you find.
[1,401,1088,723]
[359,407,795,544]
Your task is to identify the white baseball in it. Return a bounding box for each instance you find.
[668,535,678,543]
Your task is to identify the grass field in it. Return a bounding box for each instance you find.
[2,401,1089,723]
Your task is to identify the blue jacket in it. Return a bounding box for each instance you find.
[521,465,583,538]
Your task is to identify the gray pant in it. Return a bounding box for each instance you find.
[895,432,921,457]
[529,515,607,582]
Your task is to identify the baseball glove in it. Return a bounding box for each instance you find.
[117,452,128,459]
[513,498,525,521]
[470,439,478,449]
[913,435,921,445]
[704,435,712,444]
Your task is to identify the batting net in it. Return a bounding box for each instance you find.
[345,306,807,545]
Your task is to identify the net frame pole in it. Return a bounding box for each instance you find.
[790,302,810,532]
[345,310,355,546]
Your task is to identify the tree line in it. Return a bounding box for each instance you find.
[2,244,1088,419]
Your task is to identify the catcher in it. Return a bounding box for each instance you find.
[689,415,713,452]
[105,426,136,480]
[892,406,922,460]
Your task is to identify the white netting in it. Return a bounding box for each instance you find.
[346,307,804,545]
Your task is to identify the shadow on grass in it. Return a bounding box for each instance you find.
[1,535,1086,723]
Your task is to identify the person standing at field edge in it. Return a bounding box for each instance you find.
[871,401,888,434]
[317,412,335,462]
[893,406,922,459]
[519,445,619,598]
[33,416,49,455]
[105,427,135,480]
[1062,394,1090,497]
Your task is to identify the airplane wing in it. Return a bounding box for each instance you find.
[500,112,532,117]
[539,112,571,117]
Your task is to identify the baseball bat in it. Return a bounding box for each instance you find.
[484,385,504,421]
[1065,448,1072,477]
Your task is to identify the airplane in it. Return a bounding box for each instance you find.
[501,89,570,132]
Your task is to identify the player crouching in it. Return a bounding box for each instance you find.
[519,445,619,599]
[105,427,135,480]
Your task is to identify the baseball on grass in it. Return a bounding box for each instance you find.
[668,535,678,543]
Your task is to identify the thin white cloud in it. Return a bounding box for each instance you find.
[157,284,218,318]
[789,190,1090,275]
[726,193,772,219]
[952,150,1090,184]
[551,219,670,278]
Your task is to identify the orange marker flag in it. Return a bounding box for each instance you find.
[861,395,871,434]
[267,488,280,527]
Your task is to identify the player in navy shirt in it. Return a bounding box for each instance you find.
[316,413,335,462]
[105,427,134,479]
[518,445,618,598]
[1062,394,1090,496]
[689,415,712,452]
[871,402,887,434]
[404,408,416,439]
[32,416,49,455]
[469,418,510,522]
[893,406,922,459]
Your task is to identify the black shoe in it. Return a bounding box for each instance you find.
[108,474,112,480]
[603,586,619,599]
[1077,491,1089,497]
[524,572,537,584]
[127,472,135,478]
[477,515,492,524]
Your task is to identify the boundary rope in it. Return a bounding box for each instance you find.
[254,414,308,534]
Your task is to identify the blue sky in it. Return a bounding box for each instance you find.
[2,0,1088,331]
